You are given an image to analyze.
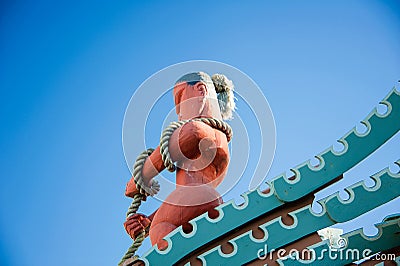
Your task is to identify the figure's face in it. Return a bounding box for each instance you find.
[174,82,208,119]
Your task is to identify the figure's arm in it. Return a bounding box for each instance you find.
[125,146,166,197]
[124,147,166,240]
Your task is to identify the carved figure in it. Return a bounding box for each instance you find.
[124,72,236,250]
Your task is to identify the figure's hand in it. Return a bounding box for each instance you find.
[124,213,151,240]
[125,178,143,198]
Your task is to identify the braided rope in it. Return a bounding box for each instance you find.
[160,120,186,172]
[119,149,157,266]
[132,148,160,196]
[195,117,233,142]
[119,194,146,266]
[159,118,233,172]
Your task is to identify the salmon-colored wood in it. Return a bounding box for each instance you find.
[124,80,230,249]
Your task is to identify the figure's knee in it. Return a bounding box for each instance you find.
[149,222,177,250]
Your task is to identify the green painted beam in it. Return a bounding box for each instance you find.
[198,163,399,265]
[272,88,400,202]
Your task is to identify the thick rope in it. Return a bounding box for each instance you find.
[160,118,233,172]
[119,149,156,266]
[197,117,233,141]
[118,194,146,266]
[132,148,160,196]
[160,120,186,172]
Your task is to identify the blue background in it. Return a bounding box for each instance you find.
[1,1,399,265]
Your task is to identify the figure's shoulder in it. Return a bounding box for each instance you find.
[170,119,229,152]
[180,120,215,138]
[180,120,229,145]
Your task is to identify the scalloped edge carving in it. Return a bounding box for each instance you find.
[197,162,400,265]
[272,88,400,202]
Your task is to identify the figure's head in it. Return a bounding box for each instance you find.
[173,72,236,120]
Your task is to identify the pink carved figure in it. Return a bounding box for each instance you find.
[124,72,235,250]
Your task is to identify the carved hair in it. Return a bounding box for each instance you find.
[175,72,236,120]
[211,74,236,120]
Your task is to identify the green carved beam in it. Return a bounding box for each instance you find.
[272,88,400,202]
[324,161,400,223]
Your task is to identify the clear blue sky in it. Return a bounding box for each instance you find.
[0,1,399,265]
